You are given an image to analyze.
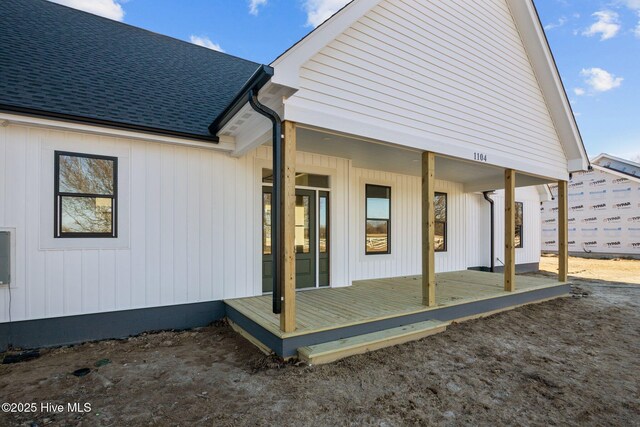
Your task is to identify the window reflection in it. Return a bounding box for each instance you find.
[435,193,447,252]
[295,195,310,254]
[61,197,113,233]
[366,220,389,253]
[515,202,524,248]
[56,152,117,237]
[319,193,328,253]
[365,184,391,254]
[263,192,271,255]
[59,155,114,195]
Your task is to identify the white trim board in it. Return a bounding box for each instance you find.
[0,113,235,152]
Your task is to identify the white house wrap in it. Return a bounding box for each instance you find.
[541,154,640,257]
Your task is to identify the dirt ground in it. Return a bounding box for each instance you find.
[540,253,640,284]
[1,260,639,426]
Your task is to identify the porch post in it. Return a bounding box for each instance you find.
[504,169,516,292]
[557,179,569,282]
[422,151,436,306]
[280,121,296,333]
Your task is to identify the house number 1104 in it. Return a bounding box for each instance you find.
[474,153,488,162]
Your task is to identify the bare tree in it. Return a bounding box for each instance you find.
[59,156,114,233]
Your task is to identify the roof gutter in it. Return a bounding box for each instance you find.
[208,64,274,135]
[482,191,496,273]
[248,90,284,314]
[207,64,283,315]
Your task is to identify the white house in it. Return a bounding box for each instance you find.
[0,0,588,354]
[542,154,640,258]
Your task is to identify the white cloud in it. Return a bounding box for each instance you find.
[249,0,267,16]
[582,10,620,40]
[621,0,640,9]
[49,0,124,21]
[580,68,623,92]
[574,87,586,96]
[544,17,567,30]
[618,1,640,37]
[189,35,225,52]
[304,0,351,27]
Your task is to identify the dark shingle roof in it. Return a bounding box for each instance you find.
[0,0,262,140]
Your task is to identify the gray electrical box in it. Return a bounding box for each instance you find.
[0,231,10,285]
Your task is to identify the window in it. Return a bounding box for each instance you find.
[319,192,329,253]
[262,191,272,255]
[365,184,391,254]
[294,193,311,253]
[262,169,329,188]
[515,202,524,248]
[435,192,447,252]
[55,151,117,238]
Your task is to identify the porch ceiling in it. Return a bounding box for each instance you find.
[296,127,556,192]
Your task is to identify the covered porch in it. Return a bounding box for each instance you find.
[253,121,571,334]
[225,270,569,359]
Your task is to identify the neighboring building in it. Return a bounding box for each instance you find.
[0,0,588,352]
[542,154,640,258]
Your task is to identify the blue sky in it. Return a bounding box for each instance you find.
[53,0,640,162]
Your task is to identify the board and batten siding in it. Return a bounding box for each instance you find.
[0,125,356,323]
[283,0,568,180]
[0,124,266,323]
[491,187,543,267]
[349,170,469,280]
[348,171,541,281]
[0,123,542,323]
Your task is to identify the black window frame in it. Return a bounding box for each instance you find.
[515,201,524,249]
[365,184,391,255]
[54,151,118,238]
[435,192,447,253]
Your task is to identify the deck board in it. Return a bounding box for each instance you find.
[225,271,565,338]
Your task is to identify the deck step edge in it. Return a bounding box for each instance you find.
[298,320,448,365]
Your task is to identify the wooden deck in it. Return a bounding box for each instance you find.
[225,271,567,340]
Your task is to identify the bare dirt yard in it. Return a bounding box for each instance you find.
[540,253,640,285]
[1,258,639,426]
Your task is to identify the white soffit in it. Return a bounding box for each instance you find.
[296,126,554,191]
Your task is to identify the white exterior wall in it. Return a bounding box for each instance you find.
[0,124,265,323]
[284,0,569,180]
[492,187,544,267]
[0,123,542,323]
[349,170,472,280]
[0,125,355,323]
[541,168,640,255]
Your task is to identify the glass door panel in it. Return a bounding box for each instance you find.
[262,187,317,292]
[319,191,330,287]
